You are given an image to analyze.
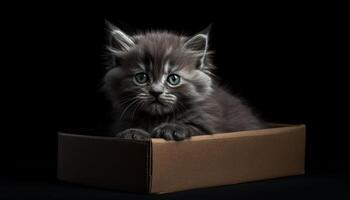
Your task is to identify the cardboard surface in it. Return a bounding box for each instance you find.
[151,125,305,193]
[57,124,305,194]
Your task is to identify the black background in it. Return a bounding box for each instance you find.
[1,2,349,199]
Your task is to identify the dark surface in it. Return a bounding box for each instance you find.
[2,3,349,200]
[2,170,350,199]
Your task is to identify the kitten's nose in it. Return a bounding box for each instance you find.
[150,90,163,97]
[150,84,163,97]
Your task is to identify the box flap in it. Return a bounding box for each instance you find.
[57,133,151,193]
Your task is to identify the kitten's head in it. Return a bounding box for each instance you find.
[103,23,215,117]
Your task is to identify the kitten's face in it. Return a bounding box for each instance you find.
[104,26,214,117]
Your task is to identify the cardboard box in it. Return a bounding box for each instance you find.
[57,124,305,194]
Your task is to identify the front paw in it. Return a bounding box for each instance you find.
[115,128,151,140]
[152,123,190,141]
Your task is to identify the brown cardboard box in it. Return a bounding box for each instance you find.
[57,124,305,194]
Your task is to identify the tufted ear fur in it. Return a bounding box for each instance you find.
[184,25,211,70]
[106,21,135,57]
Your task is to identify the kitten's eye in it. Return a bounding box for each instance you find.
[167,74,181,86]
[134,73,149,85]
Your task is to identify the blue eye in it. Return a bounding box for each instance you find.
[167,74,181,86]
[134,73,149,85]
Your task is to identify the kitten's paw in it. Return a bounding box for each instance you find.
[152,123,190,141]
[115,128,151,140]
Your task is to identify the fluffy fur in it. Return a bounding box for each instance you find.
[102,22,265,140]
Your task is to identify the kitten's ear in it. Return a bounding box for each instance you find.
[184,24,212,70]
[106,20,135,56]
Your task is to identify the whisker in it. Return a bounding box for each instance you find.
[119,99,139,120]
[131,100,144,121]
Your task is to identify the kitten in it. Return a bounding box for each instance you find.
[102,22,265,141]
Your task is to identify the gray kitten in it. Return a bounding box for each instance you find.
[103,23,265,141]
